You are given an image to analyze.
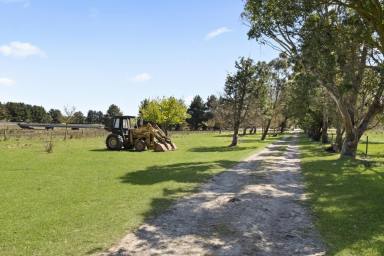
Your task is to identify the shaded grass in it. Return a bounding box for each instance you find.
[299,133,384,256]
[0,132,278,255]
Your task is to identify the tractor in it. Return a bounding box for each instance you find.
[105,116,176,152]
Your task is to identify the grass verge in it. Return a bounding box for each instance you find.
[299,133,384,256]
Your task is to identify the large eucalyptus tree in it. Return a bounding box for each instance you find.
[243,0,384,157]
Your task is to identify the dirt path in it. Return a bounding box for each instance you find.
[101,135,326,256]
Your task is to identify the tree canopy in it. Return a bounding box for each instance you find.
[139,97,189,129]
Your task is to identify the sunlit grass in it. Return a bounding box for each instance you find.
[299,132,384,256]
[0,132,277,255]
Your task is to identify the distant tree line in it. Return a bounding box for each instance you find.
[0,102,123,125]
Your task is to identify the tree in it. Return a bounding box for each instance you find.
[62,106,76,140]
[106,104,122,117]
[242,0,384,158]
[71,111,86,124]
[0,102,9,120]
[86,110,104,124]
[224,57,268,146]
[139,97,189,132]
[31,105,51,123]
[287,72,326,141]
[186,95,207,130]
[49,109,63,123]
[96,111,104,123]
[212,96,233,131]
[205,95,219,129]
[138,98,150,113]
[260,57,289,140]
[5,102,32,122]
[104,104,123,126]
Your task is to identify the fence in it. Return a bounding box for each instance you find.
[327,131,384,158]
[0,126,108,141]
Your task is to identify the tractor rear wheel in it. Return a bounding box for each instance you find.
[134,139,147,152]
[106,134,123,150]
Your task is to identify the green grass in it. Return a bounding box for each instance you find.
[0,132,276,255]
[299,132,384,256]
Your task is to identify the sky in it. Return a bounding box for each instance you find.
[0,0,278,115]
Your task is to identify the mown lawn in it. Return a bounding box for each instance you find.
[299,132,384,256]
[0,132,276,255]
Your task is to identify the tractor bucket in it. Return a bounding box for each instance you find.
[163,141,177,151]
[169,142,177,150]
[154,141,169,152]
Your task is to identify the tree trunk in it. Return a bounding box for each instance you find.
[64,124,68,140]
[230,123,240,146]
[309,126,322,141]
[261,119,271,141]
[341,128,359,158]
[242,127,247,136]
[335,125,344,152]
[280,117,288,134]
[321,113,329,144]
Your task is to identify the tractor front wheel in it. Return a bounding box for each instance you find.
[134,139,147,152]
[106,134,123,150]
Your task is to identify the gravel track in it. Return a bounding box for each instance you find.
[101,135,326,256]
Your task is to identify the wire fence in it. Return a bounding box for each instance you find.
[326,132,384,158]
[0,126,108,142]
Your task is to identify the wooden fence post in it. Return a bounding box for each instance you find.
[3,128,7,141]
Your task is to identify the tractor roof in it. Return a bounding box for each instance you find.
[114,115,136,119]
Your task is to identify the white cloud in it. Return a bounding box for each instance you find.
[131,73,152,82]
[0,0,30,7]
[0,41,46,58]
[0,77,16,87]
[205,27,232,40]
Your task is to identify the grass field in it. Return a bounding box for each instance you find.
[0,132,276,255]
[299,132,384,256]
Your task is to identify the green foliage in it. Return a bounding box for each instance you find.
[186,95,208,130]
[3,102,50,123]
[139,97,189,127]
[106,104,122,117]
[31,105,51,123]
[71,111,86,124]
[0,102,9,120]
[243,0,384,156]
[48,109,63,123]
[86,110,104,124]
[223,57,268,132]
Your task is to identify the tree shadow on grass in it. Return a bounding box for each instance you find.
[300,139,384,255]
[213,134,233,138]
[187,146,253,152]
[120,160,238,185]
[89,148,109,152]
[119,160,239,222]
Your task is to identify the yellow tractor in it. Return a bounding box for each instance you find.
[105,116,176,152]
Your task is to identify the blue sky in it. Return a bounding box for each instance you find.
[0,0,278,115]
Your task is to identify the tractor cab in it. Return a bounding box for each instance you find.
[110,115,135,135]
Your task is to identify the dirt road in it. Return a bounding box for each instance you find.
[101,135,326,256]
